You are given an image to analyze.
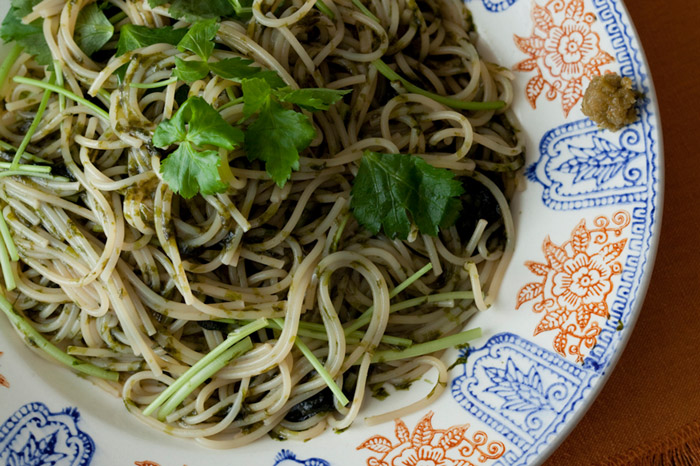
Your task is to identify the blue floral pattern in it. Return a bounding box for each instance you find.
[526,118,649,209]
[452,333,596,466]
[273,449,330,466]
[484,359,554,413]
[465,0,521,12]
[0,403,94,466]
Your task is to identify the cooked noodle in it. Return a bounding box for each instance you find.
[0,0,523,447]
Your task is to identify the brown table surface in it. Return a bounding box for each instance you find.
[543,1,700,465]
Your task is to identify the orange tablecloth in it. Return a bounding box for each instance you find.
[544,1,700,465]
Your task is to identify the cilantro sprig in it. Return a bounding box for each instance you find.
[241,77,349,186]
[74,2,114,56]
[0,0,52,65]
[153,96,243,198]
[170,20,286,87]
[154,81,348,196]
[147,0,240,21]
[350,151,465,239]
[116,24,187,57]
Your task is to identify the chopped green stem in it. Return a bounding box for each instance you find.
[225,86,237,101]
[272,318,349,406]
[345,290,475,336]
[230,0,252,14]
[0,141,46,163]
[368,328,482,364]
[0,162,51,173]
[130,77,178,89]
[388,291,476,313]
[315,0,335,18]
[97,89,111,101]
[53,60,66,111]
[0,296,119,380]
[343,263,433,335]
[13,76,110,121]
[11,76,55,169]
[214,318,411,347]
[352,0,379,22]
[142,318,268,417]
[109,11,128,24]
[0,236,14,290]
[391,263,433,297]
[296,322,412,347]
[217,96,244,112]
[0,44,23,100]
[0,212,18,262]
[371,59,505,110]
[157,338,253,420]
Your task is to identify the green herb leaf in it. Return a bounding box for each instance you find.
[154,96,242,198]
[166,0,235,21]
[276,87,350,111]
[209,57,286,88]
[154,96,242,150]
[350,151,464,239]
[74,3,114,56]
[160,142,227,199]
[241,77,271,117]
[177,18,219,60]
[0,0,52,65]
[173,57,210,83]
[181,96,243,149]
[245,99,315,186]
[116,24,187,56]
[153,109,188,148]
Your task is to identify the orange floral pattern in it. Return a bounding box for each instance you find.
[357,411,505,466]
[517,211,630,362]
[0,351,8,388]
[513,0,614,116]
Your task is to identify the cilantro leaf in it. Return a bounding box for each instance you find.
[153,109,187,147]
[160,142,227,199]
[168,0,235,21]
[209,58,286,88]
[116,24,187,56]
[148,0,242,21]
[154,96,242,150]
[244,99,315,186]
[154,96,242,198]
[241,77,271,117]
[177,18,219,60]
[0,0,52,65]
[276,88,350,111]
[74,3,114,56]
[254,70,287,89]
[180,96,243,149]
[350,151,464,239]
[173,57,210,83]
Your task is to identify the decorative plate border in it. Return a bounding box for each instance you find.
[0,1,661,465]
[0,402,94,466]
[449,0,661,464]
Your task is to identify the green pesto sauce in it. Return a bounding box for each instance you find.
[370,383,390,400]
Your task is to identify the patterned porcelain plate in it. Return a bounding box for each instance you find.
[0,0,662,465]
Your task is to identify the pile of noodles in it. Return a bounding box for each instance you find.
[0,0,522,448]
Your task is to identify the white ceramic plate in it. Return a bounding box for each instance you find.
[0,0,662,465]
